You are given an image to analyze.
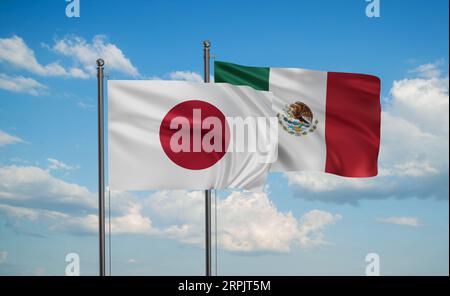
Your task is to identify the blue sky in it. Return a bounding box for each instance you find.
[0,0,449,275]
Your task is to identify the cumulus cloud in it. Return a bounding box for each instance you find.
[0,34,138,82]
[0,202,144,236]
[47,158,79,171]
[0,203,67,221]
[0,129,25,146]
[286,172,375,193]
[287,61,449,204]
[0,73,47,96]
[297,210,342,247]
[143,190,341,252]
[0,165,341,253]
[110,203,156,235]
[50,35,139,77]
[168,71,203,82]
[390,70,449,135]
[217,192,340,251]
[0,36,88,78]
[377,216,421,227]
[410,60,444,79]
[149,70,205,82]
[0,165,96,212]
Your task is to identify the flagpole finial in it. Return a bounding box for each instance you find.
[203,40,211,48]
[96,58,105,67]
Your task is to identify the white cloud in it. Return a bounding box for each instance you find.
[297,210,342,247]
[0,201,151,236]
[0,203,98,234]
[52,213,99,234]
[0,129,25,146]
[287,61,449,203]
[0,199,159,237]
[380,112,446,172]
[0,73,47,96]
[145,190,341,252]
[67,67,90,79]
[0,166,341,253]
[410,61,444,79]
[0,35,137,80]
[168,71,203,82]
[0,203,66,221]
[392,161,439,177]
[0,165,95,210]
[76,101,94,109]
[51,35,139,77]
[0,251,7,263]
[389,74,449,135]
[149,70,206,82]
[377,216,421,227]
[0,36,88,78]
[47,158,79,171]
[217,192,341,251]
[286,172,375,193]
[0,35,53,75]
[376,62,448,178]
[9,157,29,164]
[110,203,156,235]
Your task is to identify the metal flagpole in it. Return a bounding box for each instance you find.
[203,40,212,277]
[96,58,106,276]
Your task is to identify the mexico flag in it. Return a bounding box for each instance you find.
[108,81,276,191]
[215,61,381,177]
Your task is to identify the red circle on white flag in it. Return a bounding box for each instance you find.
[159,100,229,170]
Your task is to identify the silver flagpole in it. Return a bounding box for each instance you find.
[96,58,106,276]
[203,40,212,276]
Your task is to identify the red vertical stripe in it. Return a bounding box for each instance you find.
[325,72,381,177]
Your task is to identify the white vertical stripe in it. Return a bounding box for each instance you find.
[269,68,328,172]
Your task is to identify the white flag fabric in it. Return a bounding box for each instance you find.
[108,81,276,191]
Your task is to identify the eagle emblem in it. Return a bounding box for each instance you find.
[277,101,319,136]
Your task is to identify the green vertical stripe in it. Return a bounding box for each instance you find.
[214,61,270,91]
